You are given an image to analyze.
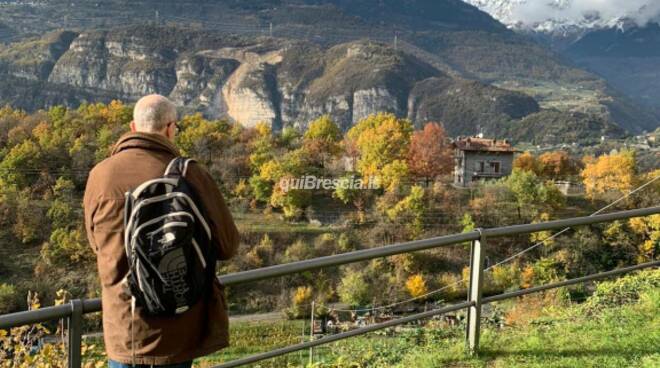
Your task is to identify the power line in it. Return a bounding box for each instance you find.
[313,173,660,314]
[485,173,660,272]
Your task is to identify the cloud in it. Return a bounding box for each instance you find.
[509,0,660,28]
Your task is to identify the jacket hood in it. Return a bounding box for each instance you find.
[111,132,180,157]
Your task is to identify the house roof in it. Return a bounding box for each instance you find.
[453,137,517,153]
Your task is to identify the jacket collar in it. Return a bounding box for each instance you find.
[111,132,180,156]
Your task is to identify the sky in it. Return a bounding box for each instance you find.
[510,0,660,27]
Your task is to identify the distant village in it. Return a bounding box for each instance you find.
[450,129,660,193]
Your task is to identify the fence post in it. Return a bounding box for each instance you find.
[466,229,485,355]
[68,299,83,368]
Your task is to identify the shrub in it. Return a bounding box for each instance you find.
[581,269,660,313]
[0,283,18,314]
[284,240,311,265]
[435,272,465,300]
[337,232,357,252]
[490,263,521,292]
[314,233,337,257]
[284,286,313,319]
[337,269,370,307]
[405,274,428,298]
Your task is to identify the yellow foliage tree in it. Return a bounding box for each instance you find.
[530,212,555,248]
[538,151,579,179]
[513,152,540,175]
[346,113,413,179]
[405,274,428,298]
[581,150,637,200]
[628,214,660,262]
[521,265,535,289]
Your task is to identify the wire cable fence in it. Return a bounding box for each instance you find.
[303,173,660,314]
[1,206,658,367]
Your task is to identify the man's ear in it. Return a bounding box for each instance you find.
[130,121,136,132]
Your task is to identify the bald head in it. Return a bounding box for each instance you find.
[133,94,177,133]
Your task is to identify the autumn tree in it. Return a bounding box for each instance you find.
[333,173,374,223]
[248,122,277,171]
[346,113,413,180]
[581,150,637,200]
[407,122,453,180]
[405,274,428,298]
[628,215,660,262]
[513,151,540,175]
[257,149,314,219]
[248,123,278,202]
[303,115,342,168]
[538,151,579,180]
[176,113,231,167]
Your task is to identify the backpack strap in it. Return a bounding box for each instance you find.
[164,157,196,178]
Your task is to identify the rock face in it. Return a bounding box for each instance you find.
[0,25,543,136]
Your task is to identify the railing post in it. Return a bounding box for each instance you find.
[68,299,83,368]
[466,229,485,355]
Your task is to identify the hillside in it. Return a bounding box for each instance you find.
[0,0,657,135]
[203,269,659,368]
[0,26,543,135]
[0,25,640,141]
[460,0,660,132]
[564,23,660,116]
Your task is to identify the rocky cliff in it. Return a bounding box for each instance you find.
[0,25,549,136]
[0,0,657,135]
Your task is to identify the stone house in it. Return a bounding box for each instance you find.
[453,136,517,187]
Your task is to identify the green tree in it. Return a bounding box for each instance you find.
[333,174,372,222]
[337,269,370,307]
[386,185,426,239]
[40,227,91,266]
[0,283,18,314]
[303,115,342,168]
[0,140,43,188]
[47,177,77,230]
[504,169,565,219]
[176,113,231,166]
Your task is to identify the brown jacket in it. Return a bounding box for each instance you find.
[83,132,239,365]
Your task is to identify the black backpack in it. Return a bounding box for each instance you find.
[123,157,216,316]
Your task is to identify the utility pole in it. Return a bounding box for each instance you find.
[394,33,398,51]
[309,301,315,366]
[269,22,273,38]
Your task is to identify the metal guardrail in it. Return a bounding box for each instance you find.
[0,206,659,367]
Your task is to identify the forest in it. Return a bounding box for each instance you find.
[0,101,655,319]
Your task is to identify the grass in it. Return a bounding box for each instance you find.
[193,270,659,368]
[195,320,309,367]
[234,212,339,235]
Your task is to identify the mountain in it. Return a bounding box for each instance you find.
[563,23,660,114]
[0,26,548,137]
[463,0,660,129]
[0,0,656,136]
[464,0,660,35]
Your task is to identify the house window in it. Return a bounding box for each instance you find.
[475,161,485,172]
[490,161,501,173]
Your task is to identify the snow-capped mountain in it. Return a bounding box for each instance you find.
[465,0,660,117]
[464,0,660,36]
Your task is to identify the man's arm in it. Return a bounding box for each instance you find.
[188,162,240,260]
[83,174,99,254]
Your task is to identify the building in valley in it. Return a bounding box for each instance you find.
[453,136,517,187]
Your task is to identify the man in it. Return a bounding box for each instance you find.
[84,94,239,368]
